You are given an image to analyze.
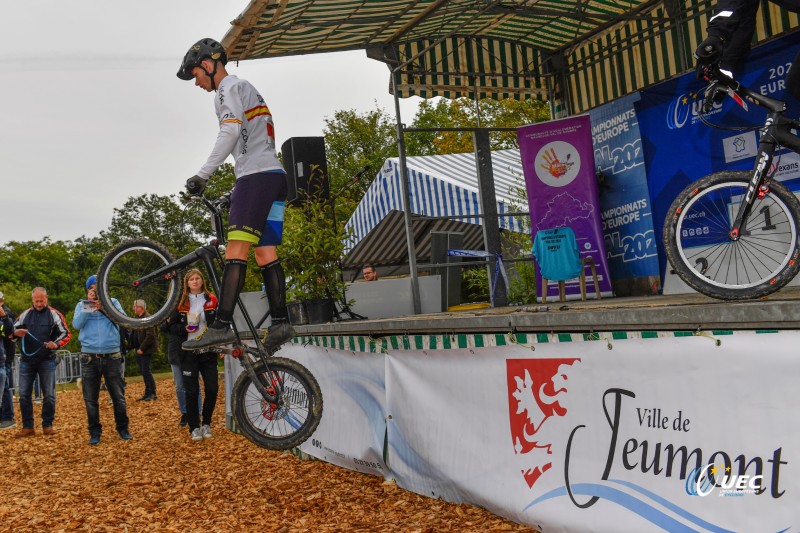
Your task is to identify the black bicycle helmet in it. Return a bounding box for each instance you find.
[177,38,228,81]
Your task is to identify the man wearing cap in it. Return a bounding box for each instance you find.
[12,287,71,438]
[73,276,132,445]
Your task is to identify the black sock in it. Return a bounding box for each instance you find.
[261,260,288,323]
[213,259,248,328]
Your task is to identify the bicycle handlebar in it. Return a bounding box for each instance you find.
[699,64,787,115]
[181,190,231,213]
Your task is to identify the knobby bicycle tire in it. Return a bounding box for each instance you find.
[664,171,800,300]
[232,357,323,450]
[96,239,181,329]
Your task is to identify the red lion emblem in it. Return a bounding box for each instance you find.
[506,358,581,489]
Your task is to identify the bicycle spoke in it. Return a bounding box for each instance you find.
[97,240,180,328]
[232,357,321,450]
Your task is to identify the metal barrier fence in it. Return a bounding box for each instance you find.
[8,351,82,397]
[56,350,81,386]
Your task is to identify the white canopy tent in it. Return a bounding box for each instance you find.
[342,149,528,275]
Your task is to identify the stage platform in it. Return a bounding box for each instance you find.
[294,287,800,337]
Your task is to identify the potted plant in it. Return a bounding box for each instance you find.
[280,197,347,324]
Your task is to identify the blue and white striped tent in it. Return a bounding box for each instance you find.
[343,149,528,271]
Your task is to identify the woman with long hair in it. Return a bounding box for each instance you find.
[170,268,220,441]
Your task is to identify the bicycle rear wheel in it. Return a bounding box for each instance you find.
[232,357,323,450]
[664,171,800,299]
[96,239,181,329]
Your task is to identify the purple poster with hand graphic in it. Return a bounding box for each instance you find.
[518,115,613,299]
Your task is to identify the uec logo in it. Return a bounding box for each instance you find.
[666,93,723,130]
[686,464,763,497]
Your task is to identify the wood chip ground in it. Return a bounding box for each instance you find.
[0,377,535,532]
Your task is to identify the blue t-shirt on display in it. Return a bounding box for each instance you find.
[533,228,582,280]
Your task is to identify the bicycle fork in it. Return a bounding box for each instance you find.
[219,344,282,404]
[729,128,778,240]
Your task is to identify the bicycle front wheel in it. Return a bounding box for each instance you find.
[232,357,323,450]
[664,171,800,300]
[96,239,181,328]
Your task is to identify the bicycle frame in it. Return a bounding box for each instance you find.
[707,69,800,238]
[130,194,280,403]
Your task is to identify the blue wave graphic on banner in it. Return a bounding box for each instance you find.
[523,482,736,532]
[606,480,734,532]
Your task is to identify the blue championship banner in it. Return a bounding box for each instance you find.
[589,93,660,295]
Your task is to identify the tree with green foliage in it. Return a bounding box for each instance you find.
[280,199,348,302]
[406,97,550,155]
[0,238,83,314]
[323,106,398,201]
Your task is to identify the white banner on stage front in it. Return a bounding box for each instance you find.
[384,333,799,531]
[268,332,799,530]
[285,344,390,478]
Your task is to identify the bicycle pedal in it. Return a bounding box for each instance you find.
[216,345,246,358]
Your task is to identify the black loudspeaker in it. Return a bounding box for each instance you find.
[281,137,330,206]
[430,231,464,311]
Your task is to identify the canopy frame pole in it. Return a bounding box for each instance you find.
[474,81,482,128]
[391,72,422,314]
[473,128,507,307]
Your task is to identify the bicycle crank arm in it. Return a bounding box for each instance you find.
[217,345,247,358]
[216,344,278,359]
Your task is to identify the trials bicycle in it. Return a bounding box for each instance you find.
[95,191,323,450]
[663,65,800,300]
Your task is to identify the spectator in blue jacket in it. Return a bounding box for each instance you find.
[73,275,132,445]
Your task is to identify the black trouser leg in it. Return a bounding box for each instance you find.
[81,355,103,437]
[198,354,219,426]
[103,357,129,433]
[180,350,201,431]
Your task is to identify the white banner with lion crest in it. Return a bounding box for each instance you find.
[284,331,799,531]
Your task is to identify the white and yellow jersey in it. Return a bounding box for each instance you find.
[197,75,284,180]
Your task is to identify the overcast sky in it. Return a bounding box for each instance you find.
[1,1,422,244]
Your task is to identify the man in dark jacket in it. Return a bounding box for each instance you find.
[0,292,16,430]
[130,300,158,401]
[12,287,71,437]
[0,293,14,429]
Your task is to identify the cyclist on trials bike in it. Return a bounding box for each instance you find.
[695,0,800,99]
[177,38,294,353]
